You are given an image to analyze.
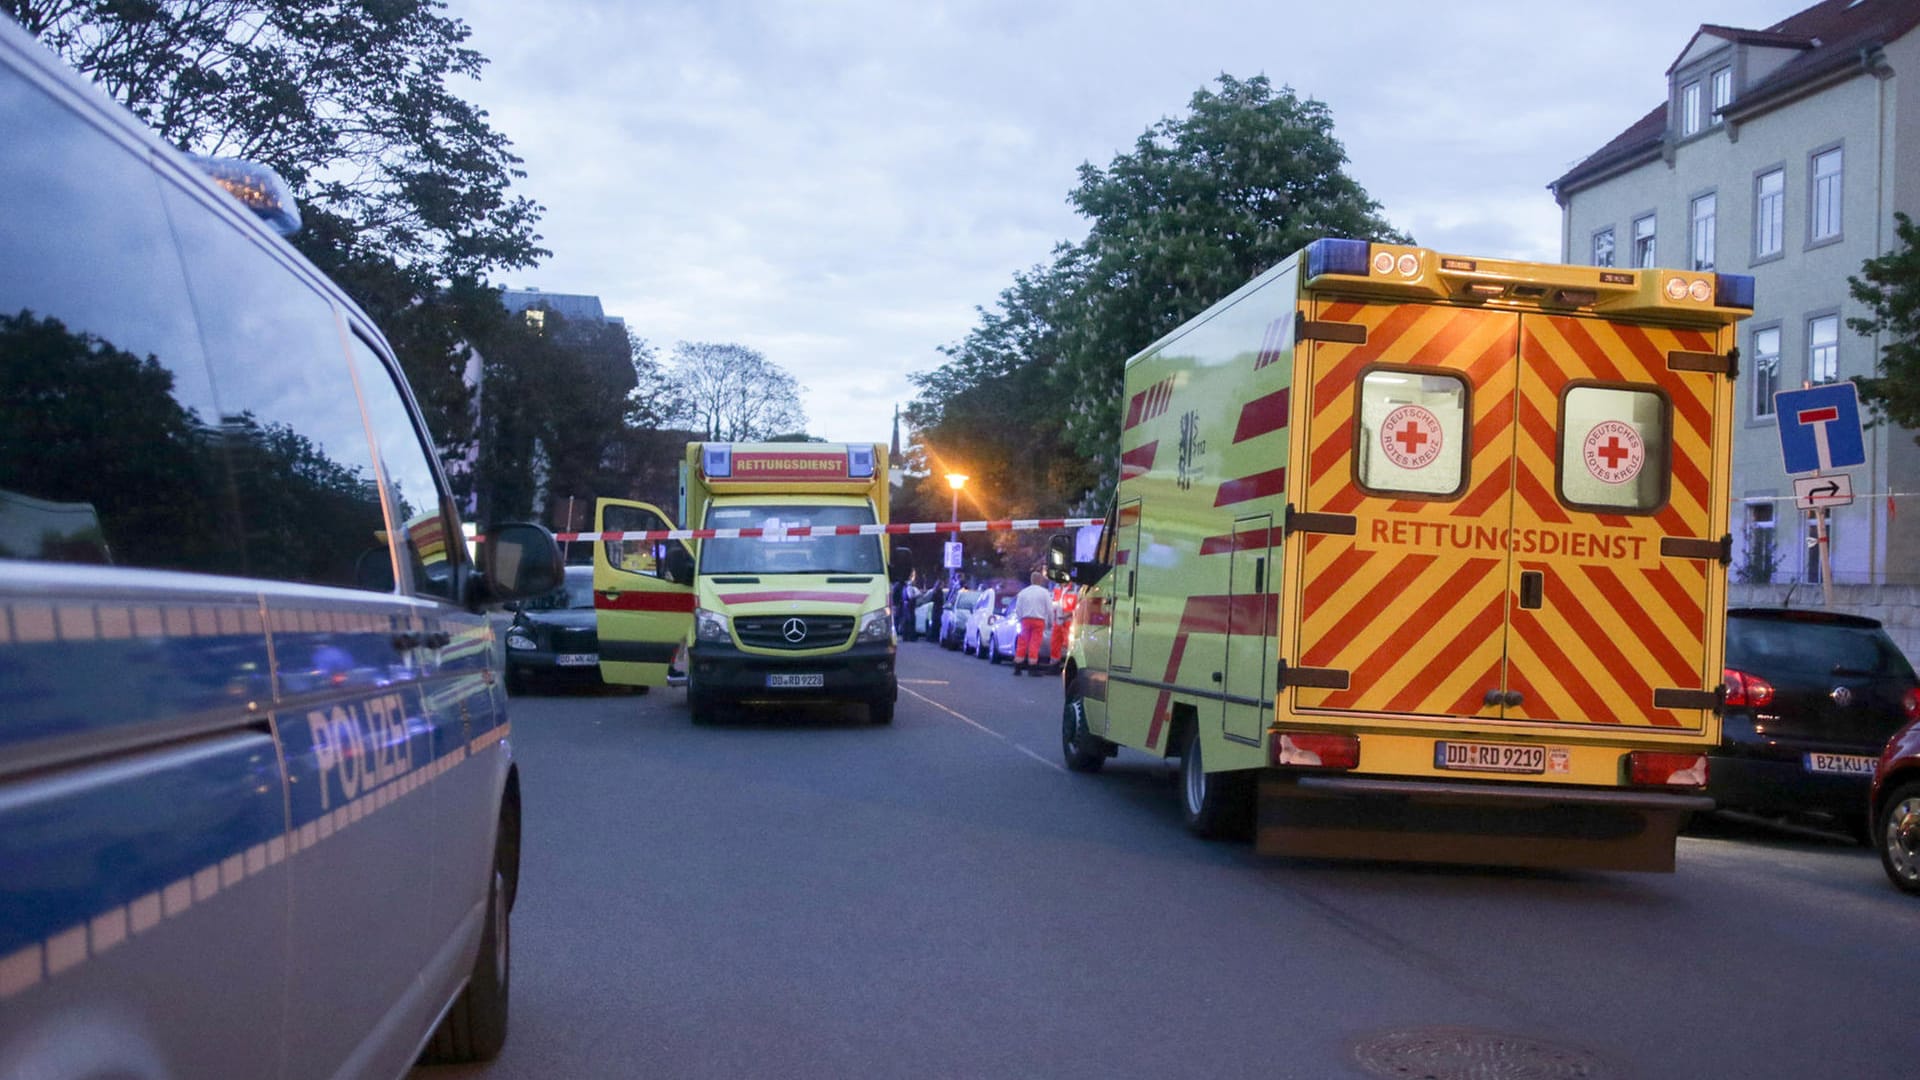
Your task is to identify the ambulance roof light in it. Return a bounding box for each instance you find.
[1715,273,1756,310]
[1306,238,1371,278]
[702,444,732,478]
[847,444,874,478]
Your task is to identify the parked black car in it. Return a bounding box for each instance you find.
[1711,608,1920,842]
[505,565,615,694]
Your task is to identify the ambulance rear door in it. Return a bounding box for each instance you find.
[1502,313,1725,732]
[593,498,693,687]
[1288,299,1520,721]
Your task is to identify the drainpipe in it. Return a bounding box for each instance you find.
[1868,46,1893,583]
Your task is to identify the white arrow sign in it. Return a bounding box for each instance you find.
[1793,473,1854,510]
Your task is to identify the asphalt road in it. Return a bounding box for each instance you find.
[417,643,1920,1080]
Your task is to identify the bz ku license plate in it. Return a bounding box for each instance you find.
[1804,753,1875,776]
[1434,740,1546,775]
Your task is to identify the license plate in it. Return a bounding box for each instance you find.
[555,653,598,667]
[766,673,824,688]
[1434,740,1546,775]
[1804,753,1876,776]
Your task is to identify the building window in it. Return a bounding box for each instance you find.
[1592,227,1615,268]
[1808,314,1839,384]
[1633,214,1656,268]
[524,308,545,331]
[1755,169,1784,259]
[1680,81,1702,136]
[1690,193,1716,271]
[1711,68,1732,118]
[1752,326,1780,419]
[1741,500,1778,583]
[1811,148,1842,242]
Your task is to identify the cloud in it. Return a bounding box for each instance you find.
[455,0,1810,447]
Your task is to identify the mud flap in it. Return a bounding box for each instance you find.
[1255,773,1712,873]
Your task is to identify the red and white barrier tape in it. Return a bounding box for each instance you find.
[550,517,1101,543]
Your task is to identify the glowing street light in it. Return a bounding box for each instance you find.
[944,473,968,523]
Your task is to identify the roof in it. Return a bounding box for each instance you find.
[497,287,613,326]
[1552,0,1920,198]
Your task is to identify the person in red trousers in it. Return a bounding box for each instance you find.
[1011,571,1052,674]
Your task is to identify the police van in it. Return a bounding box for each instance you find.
[0,15,562,1078]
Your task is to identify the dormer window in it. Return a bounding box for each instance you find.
[1680,81,1703,136]
[1710,67,1732,117]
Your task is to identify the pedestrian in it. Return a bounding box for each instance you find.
[898,573,918,641]
[1011,571,1052,675]
[929,577,947,646]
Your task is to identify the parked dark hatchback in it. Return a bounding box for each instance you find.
[1712,608,1920,841]
[1870,717,1920,894]
[504,565,607,694]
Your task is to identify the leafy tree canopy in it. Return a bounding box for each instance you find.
[912,73,1407,523]
[1848,211,1920,443]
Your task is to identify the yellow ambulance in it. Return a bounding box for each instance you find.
[1050,238,1752,871]
[593,442,900,724]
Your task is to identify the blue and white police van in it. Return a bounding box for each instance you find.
[0,13,562,1078]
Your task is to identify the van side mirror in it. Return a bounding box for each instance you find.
[477,522,563,606]
[1045,534,1074,584]
[661,542,695,586]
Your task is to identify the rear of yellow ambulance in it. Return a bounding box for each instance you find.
[1263,240,1750,871]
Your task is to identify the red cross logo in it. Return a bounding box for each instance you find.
[1394,421,1428,456]
[1596,436,1629,470]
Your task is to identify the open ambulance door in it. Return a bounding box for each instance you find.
[593,498,694,688]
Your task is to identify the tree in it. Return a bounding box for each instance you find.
[667,342,808,442]
[1848,211,1920,442]
[912,73,1407,512]
[6,0,545,283]
[1057,74,1408,483]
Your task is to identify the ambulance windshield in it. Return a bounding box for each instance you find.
[700,503,884,575]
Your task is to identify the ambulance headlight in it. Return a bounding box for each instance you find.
[856,608,893,644]
[505,631,535,651]
[695,606,731,643]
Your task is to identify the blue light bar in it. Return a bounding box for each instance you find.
[847,445,874,478]
[1715,273,1756,310]
[702,444,731,478]
[187,154,302,236]
[1306,238,1371,278]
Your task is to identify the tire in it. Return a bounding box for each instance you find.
[688,680,718,726]
[420,844,510,1062]
[988,637,1003,664]
[869,698,895,725]
[1061,683,1109,773]
[1179,730,1254,840]
[1877,780,1920,895]
[504,667,526,696]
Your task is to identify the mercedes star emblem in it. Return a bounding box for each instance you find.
[782,617,807,644]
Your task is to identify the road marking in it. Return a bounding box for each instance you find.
[899,678,950,686]
[899,685,1065,773]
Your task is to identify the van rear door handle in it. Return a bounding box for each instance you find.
[1519,570,1545,610]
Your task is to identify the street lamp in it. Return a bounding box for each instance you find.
[944,473,968,523]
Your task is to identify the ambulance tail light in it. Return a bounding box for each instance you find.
[1627,751,1708,788]
[1271,731,1360,770]
[1714,273,1756,310]
[1306,238,1371,278]
[1722,667,1775,708]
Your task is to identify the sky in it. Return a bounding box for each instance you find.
[453,0,1812,446]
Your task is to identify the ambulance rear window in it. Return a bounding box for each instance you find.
[1557,385,1670,514]
[1355,369,1469,498]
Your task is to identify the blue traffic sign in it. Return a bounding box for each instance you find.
[1775,383,1865,475]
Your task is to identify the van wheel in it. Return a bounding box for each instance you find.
[420,843,510,1062]
[1061,682,1109,773]
[690,692,718,726]
[1878,781,1920,894]
[869,698,895,725]
[1180,732,1253,840]
[504,668,526,696]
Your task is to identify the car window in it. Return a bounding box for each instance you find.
[345,331,459,601]
[1727,618,1916,679]
[0,63,234,573]
[158,181,389,592]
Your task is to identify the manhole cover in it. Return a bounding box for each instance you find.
[1351,1027,1610,1080]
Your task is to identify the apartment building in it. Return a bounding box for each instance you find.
[1550,0,1920,585]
